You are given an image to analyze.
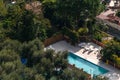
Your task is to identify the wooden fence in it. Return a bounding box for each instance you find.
[44,33,105,48]
[44,34,64,47]
[91,39,105,47]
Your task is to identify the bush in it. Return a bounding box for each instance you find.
[93,32,102,41]
[101,40,120,66]
[116,11,120,17]
[116,58,120,65]
[111,54,120,66]
[78,27,89,36]
[62,27,79,45]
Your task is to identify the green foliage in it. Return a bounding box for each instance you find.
[0,1,52,42]
[43,0,105,31]
[42,0,56,3]
[90,23,100,33]
[111,54,120,65]
[0,1,108,80]
[116,10,120,17]
[116,58,120,65]
[61,68,88,80]
[63,27,79,45]
[92,76,108,80]
[0,38,107,80]
[1,72,22,80]
[56,0,104,27]
[35,74,45,80]
[0,39,21,53]
[34,18,51,41]
[0,0,7,17]
[0,49,23,80]
[0,49,20,63]
[21,38,44,66]
[92,26,110,42]
[93,32,102,41]
[78,27,89,36]
[101,40,120,66]
[0,4,35,41]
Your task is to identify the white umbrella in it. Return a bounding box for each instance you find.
[85,46,90,50]
[89,45,94,50]
[94,48,99,51]
[109,0,114,7]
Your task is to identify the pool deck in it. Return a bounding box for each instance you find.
[45,40,120,80]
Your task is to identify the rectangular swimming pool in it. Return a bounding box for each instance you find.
[68,52,109,76]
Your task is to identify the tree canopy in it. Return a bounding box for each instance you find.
[0,0,108,80]
[101,40,120,66]
[43,0,105,29]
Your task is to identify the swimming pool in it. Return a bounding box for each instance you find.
[68,52,109,76]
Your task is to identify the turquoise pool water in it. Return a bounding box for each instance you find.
[68,52,109,76]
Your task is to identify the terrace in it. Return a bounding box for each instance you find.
[45,40,120,80]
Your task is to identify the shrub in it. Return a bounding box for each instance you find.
[93,32,102,41]
[78,27,89,36]
[62,27,79,45]
[101,40,120,67]
[116,58,120,65]
[116,11,120,17]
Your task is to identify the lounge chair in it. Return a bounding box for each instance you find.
[87,50,93,54]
